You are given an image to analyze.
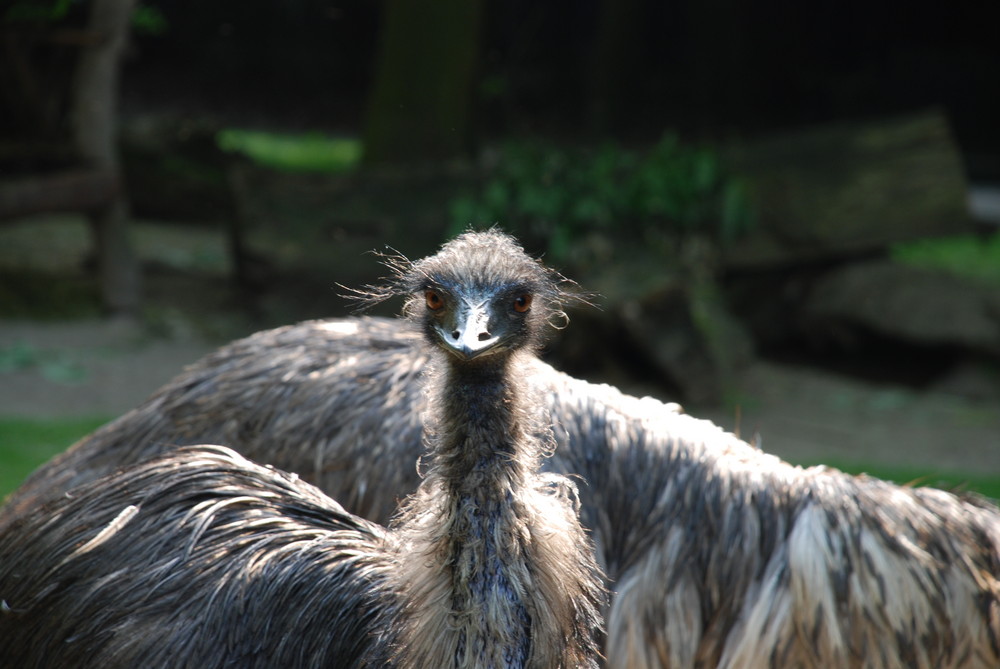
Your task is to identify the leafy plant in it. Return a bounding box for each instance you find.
[217,129,362,173]
[450,135,755,261]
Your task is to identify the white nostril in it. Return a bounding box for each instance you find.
[477,332,491,341]
[451,331,460,340]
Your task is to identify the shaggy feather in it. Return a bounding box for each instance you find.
[1,445,396,668]
[5,312,997,668]
[4,260,1000,667]
[0,231,606,668]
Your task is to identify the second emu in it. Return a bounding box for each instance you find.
[3,246,1000,667]
[0,231,606,668]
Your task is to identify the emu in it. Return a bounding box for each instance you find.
[4,277,1000,666]
[0,231,606,668]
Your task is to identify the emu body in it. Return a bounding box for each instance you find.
[0,232,605,668]
[1,445,396,667]
[7,316,998,667]
[3,291,1000,666]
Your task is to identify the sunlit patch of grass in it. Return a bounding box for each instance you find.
[891,232,1000,285]
[0,416,108,499]
[216,129,362,173]
[791,457,1000,503]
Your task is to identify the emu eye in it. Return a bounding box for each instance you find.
[425,290,444,311]
[513,294,532,313]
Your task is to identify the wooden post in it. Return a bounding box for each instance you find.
[72,0,139,314]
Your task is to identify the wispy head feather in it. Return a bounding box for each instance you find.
[340,247,416,312]
[346,230,588,332]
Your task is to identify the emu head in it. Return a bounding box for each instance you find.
[362,230,575,362]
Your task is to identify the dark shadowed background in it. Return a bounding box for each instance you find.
[1,0,999,497]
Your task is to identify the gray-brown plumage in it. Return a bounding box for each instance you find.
[0,231,606,668]
[2,444,397,667]
[4,270,1000,668]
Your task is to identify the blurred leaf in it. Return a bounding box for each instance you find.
[549,225,572,261]
[217,129,361,173]
[692,150,718,192]
[449,196,482,230]
[720,179,754,244]
[484,181,510,211]
[132,4,168,35]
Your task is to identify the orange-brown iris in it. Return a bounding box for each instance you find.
[425,290,444,310]
[513,294,532,313]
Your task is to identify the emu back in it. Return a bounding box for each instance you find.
[3,315,1000,668]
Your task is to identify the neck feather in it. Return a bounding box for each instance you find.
[392,350,548,668]
[427,354,540,499]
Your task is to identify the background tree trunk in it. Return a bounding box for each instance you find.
[73,0,139,314]
[362,0,484,165]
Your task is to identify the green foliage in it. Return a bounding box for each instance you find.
[132,3,168,36]
[0,417,108,499]
[217,129,362,173]
[450,135,755,260]
[4,0,167,34]
[891,232,1000,286]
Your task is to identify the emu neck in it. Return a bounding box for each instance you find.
[431,354,535,498]
[422,351,539,667]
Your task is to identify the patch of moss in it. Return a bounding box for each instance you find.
[891,233,1000,286]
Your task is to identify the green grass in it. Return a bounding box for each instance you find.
[216,129,362,173]
[0,417,108,499]
[792,458,1000,502]
[891,232,1000,286]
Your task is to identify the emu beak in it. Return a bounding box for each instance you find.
[438,301,500,360]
